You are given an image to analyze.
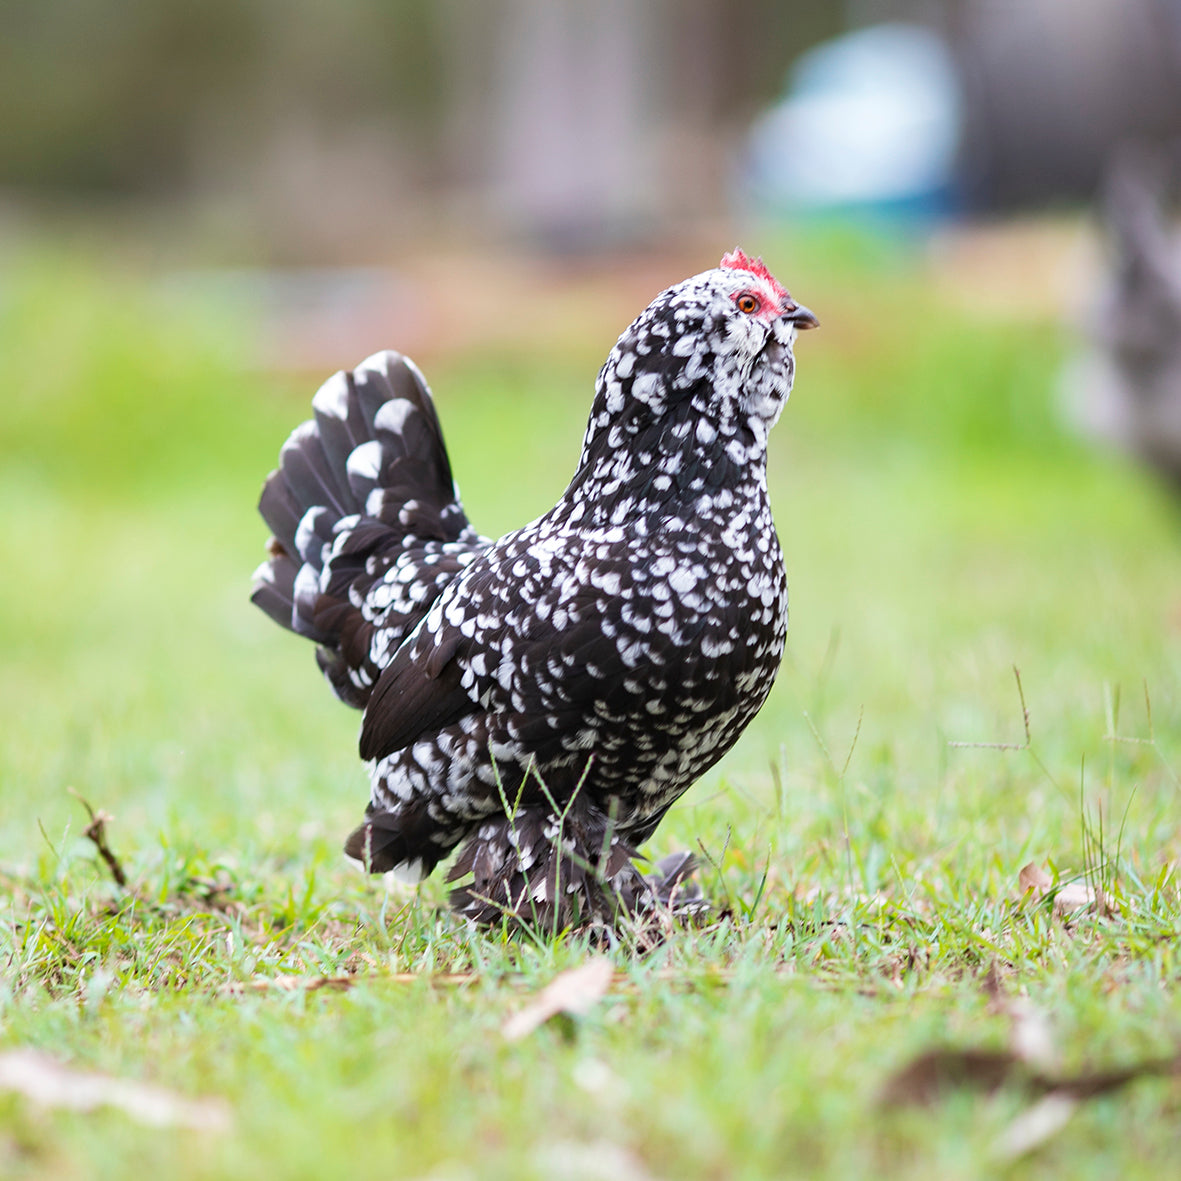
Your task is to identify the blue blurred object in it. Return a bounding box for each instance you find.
[744,23,963,224]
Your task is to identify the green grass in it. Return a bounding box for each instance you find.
[1,229,1180,1179]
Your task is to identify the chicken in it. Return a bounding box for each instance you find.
[252,250,816,927]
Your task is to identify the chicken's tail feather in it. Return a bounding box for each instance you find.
[251,350,487,707]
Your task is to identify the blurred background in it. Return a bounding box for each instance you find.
[5,0,1181,221]
[5,0,1181,246]
[1,0,1179,874]
[5,0,1181,401]
[4,0,1181,442]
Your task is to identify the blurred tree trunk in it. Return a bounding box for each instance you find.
[484,0,654,247]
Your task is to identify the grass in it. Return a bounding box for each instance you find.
[1,225,1180,1179]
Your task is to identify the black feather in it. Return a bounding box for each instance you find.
[358,651,473,762]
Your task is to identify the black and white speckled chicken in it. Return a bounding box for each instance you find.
[252,250,817,927]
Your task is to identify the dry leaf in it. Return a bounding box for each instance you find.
[1054,881,1102,913]
[0,1050,231,1131]
[1006,999,1057,1071]
[994,1092,1078,1160]
[1018,862,1052,897]
[503,958,614,1041]
[534,1139,656,1181]
[1017,862,1110,917]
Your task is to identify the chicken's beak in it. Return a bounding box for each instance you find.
[784,303,819,330]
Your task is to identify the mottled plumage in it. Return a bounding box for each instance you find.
[252,250,816,927]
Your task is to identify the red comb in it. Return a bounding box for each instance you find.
[719,248,788,302]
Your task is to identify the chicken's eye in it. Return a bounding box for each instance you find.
[736,293,759,314]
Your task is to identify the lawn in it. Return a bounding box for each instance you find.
[1,226,1179,1179]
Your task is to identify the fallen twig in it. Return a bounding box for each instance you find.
[880,1045,1181,1108]
[0,1049,231,1131]
[69,789,128,887]
[502,958,614,1040]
